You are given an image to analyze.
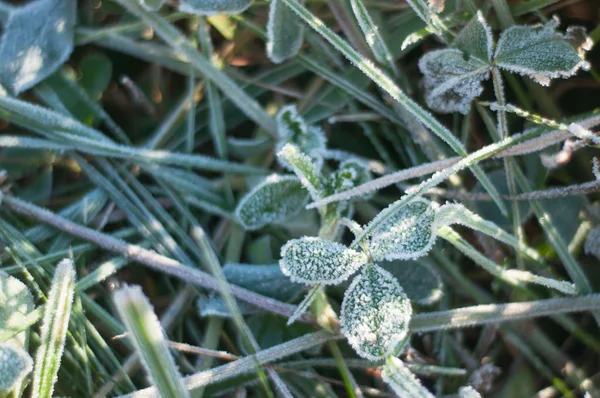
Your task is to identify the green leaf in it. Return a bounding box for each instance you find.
[113,285,190,398]
[235,175,310,230]
[31,259,75,398]
[367,198,436,261]
[341,265,412,360]
[0,0,76,94]
[418,49,490,114]
[276,105,326,168]
[380,260,442,306]
[494,20,590,86]
[0,272,34,346]
[382,356,434,398]
[223,263,304,302]
[280,237,367,285]
[0,344,33,395]
[267,0,305,63]
[327,158,371,197]
[140,0,165,10]
[452,11,493,63]
[277,144,324,200]
[179,0,251,15]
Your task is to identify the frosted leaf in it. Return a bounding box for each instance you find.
[0,0,76,94]
[494,20,590,86]
[418,49,490,114]
[452,11,493,63]
[584,226,600,260]
[277,144,324,200]
[380,260,443,306]
[327,158,372,196]
[223,263,303,302]
[267,0,304,63]
[178,0,251,15]
[235,175,309,230]
[279,237,367,285]
[367,198,437,261]
[459,386,482,398]
[0,272,34,346]
[382,356,434,398]
[341,265,412,360]
[275,105,326,168]
[0,344,33,394]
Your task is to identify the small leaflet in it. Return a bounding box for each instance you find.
[0,0,76,94]
[452,11,493,63]
[279,237,367,285]
[235,175,310,230]
[179,0,251,16]
[418,49,490,114]
[277,144,324,200]
[367,198,437,261]
[275,105,326,169]
[0,272,34,346]
[494,20,590,86]
[267,0,305,63]
[341,265,412,360]
[0,344,33,394]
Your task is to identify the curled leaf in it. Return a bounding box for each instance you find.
[341,265,412,360]
[276,105,326,168]
[235,175,309,230]
[494,20,590,86]
[178,0,251,15]
[367,198,436,261]
[280,237,367,285]
[0,0,76,94]
[0,344,33,394]
[418,49,490,114]
[267,0,305,63]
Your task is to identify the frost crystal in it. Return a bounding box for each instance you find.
[275,105,326,169]
[418,49,490,114]
[341,265,412,360]
[367,198,436,261]
[279,237,367,285]
[0,344,33,394]
[178,0,251,16]
[235,175,309,230]
[267,0,305,63]
[0,0,76,94]
[494,20,590,86]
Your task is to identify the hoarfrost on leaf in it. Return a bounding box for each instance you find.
[178,0,251,15]
[459,386,482,398]
[0,344,33,394]
[341,265,412,360]
[279,237,367,285]
[367,198,437,261]
[0,0,76,94]
[381,356,435,398]
[327,158,372,197]
[494,20,590,86]
[418,49,490,114]
[275,105,326,168]
[277,144,324,200]
[452,11,493,63]
[0,272,34,346]
[584,226,600,260]
[267,0,305,63]
[235,175,310,230]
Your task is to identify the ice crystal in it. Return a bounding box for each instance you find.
[367,198,436,261]
[279,237,367,285]
[235,175,309,230]
[341,265,412,360]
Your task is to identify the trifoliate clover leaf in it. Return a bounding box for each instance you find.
[280,237,367,285]
[494,20,590,86]
[0,272,34,346]
[277,144,325,200]
[0,344,33,394]
[341,265,412,360]
[380,260,443,306]
[235,175,309,230]
[0,0,76,94]
[276,105,326,168]
[418,49,491,114]
[178,0,251,15]
[452,11,493,63]
[367,198,436,261]
[267,0,305,63]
